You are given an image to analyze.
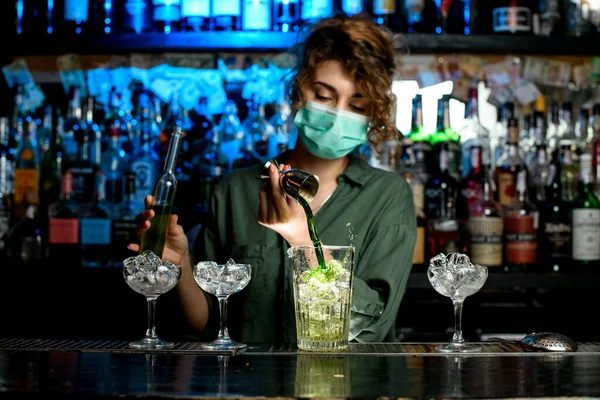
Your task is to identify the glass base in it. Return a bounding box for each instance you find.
[435,342,482,353]
[297,338,349,352]
[129,337,174,350]
[201,337,247,351]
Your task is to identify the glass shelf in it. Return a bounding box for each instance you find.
[9,32,600,56]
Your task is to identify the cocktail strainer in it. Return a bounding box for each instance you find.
[490,332,578,352]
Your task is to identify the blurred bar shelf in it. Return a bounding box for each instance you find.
[9,32,600,56]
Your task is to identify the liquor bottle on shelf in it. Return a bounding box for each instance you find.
[458,145,485,223]
[194,127,230,222]
[571,153,600,270]
[491,101,515,169]
[68,125,101,205]
[373,0,397,29]
[301,0,333,26]
[139,126,186,260]
[407,94,430,143]
[0,119,13,260]
[492,0,537,35]
[591,103,600,197]
[122,0,154,33]
[527,97,549,206]
[63,86,83,164]
[425,143,461,255]
[400,0,436,33]
[6,195,44,264]
[90,0,117,34]
[62,0,90,34]
[268,88,298,153]
[18,0,53,35]
[559,144,578,204]
[566,0,594,37]
[242,0,272,31]
[80,172,112,268]
[181,0,210,31]
[538,161,571,273]
[0,118,15,203]
[460,83,491,178]
[48,170,81,267]
[495,117,527,209]
[39,107,64,250]
[431,94,461,181]
[232,132,263,170]
[242,96,276,161]
[525,95,547,170]
[211,0,242,30]
[111,172,140,267]
[130,119,160,213]
[341,0,367,16]
[503,170,538,273]
[273,0,301,31]
[435,0,468,34]
[153,0,181,33]
[101,125,129,207]
[466,162,504,269]
[14,118,40,220]
[401,144,428,271]
[539,0,565,36]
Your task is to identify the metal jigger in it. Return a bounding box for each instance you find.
[261,160,320,204]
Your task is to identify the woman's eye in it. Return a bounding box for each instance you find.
[315,93,331,101]
[350,105,366,113]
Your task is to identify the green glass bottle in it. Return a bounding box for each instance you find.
[140,126,186,259]
[407,94,430,143]
[571,153,600,270]
[431,94,462,181]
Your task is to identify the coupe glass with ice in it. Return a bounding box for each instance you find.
[427,252,488,353]
[193,259,252,351]
[123,250,182,349]
[288,245,354,352]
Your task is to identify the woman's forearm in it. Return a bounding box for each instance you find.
[175,253,210,333]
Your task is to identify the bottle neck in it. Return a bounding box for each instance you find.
[411,99,423,130]
[163,130,185,175]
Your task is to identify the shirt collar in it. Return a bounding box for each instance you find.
[339,153,370,187]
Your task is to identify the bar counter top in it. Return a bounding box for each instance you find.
[1,338,600,399]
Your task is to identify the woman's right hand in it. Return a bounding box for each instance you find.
[128,195,190,266]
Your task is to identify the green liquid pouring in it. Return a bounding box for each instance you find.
[297,195,326,270]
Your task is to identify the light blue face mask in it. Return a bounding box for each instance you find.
[293,101,370,160]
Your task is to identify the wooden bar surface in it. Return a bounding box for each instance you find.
[0,340,599,399]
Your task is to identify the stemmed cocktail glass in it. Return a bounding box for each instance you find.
[427,252,488,353]
[123,250,181,349]
[193,259,252,351]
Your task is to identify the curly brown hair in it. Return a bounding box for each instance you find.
[289,14,398,148]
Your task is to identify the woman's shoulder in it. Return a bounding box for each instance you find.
[348,156,412,199]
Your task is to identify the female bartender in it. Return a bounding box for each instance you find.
[131,14,416,345]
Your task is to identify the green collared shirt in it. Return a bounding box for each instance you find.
[188,152,416,345]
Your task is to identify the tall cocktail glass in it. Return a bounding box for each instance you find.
[288,245,354,352]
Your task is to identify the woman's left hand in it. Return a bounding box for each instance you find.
[257,163,312,247]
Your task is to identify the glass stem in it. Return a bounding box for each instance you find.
[451,299,465,344]
[145,297,158,339]
[218,297,230,340]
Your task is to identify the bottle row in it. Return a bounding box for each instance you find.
[395,90,600,273]
[1,75,599,271]
[11,0,600,37]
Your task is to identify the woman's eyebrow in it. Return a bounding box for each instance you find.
[313,81,337,92]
